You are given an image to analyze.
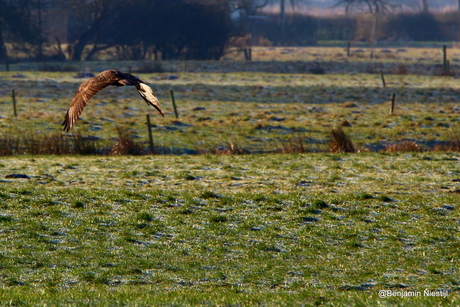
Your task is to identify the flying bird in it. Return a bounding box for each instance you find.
[62,70,164,132]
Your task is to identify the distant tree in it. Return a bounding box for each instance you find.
[148,1,234,60]
[335,0,395,15]
[65,0,122,61]
[419,0,429,12]
[82,0,150,60]
[65,0,234,61]
[279,0,308,30]
[386,12,441,41]
[0,0,40,63]
[335,0,396,44]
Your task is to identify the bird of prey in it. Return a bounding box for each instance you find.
[62,70,164,132]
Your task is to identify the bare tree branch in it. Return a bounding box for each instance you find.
[334,0,396,15]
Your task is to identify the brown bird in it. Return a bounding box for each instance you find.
[62,70,164,132]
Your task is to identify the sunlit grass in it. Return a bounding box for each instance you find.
[0,153,459,305]
[0,47,460,304]
[1,68,459,153]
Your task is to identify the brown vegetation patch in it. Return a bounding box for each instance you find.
[384,141,424,152]
[275,136,307,154]
[433,136,460,152]
[109,127,145,155]
[329,127,356,153]
[210,142,247,155]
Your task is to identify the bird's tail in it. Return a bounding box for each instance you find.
[136,83,164,117]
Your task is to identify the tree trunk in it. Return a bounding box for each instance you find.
[37,0,44,60]
[85,40,111,61]
[280,0,285,30]
[69,1,110,61]
[70,16,105,61]
[420,0,429,12]
[0,29,7,65]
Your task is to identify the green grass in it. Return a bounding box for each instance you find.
[1,46,460,304]
[0,153,459,305]
[1,70,460,153]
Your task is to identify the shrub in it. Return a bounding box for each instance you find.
[329,127,356,153]
[109,127,145,155]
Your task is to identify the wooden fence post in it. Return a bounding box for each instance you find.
[146,114,155,154]
[169,89,179,119]
[390,93,396,115]
[243,48,252,61]
[443,45,447,73]
[182,56,187,72]
[380,70,386,88]
[243,48,248,61]
[12,89,17,117]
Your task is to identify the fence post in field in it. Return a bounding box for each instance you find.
[380,70,386,88]
[243,48,252,61]
[347,42,351,57]
[169,89,179,119]
[146,114,155,154]
[12,89,17,117]
[182,56,187,72]
[390,93,396,115]
[443,45,447,73]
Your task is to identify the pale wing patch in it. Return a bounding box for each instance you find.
[136,83,164,116]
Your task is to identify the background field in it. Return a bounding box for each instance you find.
[2,46,460,155]
[0,46,460,305]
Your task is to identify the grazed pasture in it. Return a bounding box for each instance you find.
[0,153,460,305]
[1,64,460,153]
[0,47,460,305]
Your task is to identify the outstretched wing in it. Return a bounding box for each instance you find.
[62,71,116,132]
[62,70,164,132]
[136,82,164,117]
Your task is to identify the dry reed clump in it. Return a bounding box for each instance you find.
[0,128,146,156]
[212,142,247,155]
[21,133,72,155]
[384,141,424,152]
[329,127,356,153]
[275,136,307,153]
[109,127,145,155]
[394,64,408,75]
[0,130,102,156]
[342,101,358,108]
[71,133,101,155]
[433,136,460,152]
[0,134,19,155]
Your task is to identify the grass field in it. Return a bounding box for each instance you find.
[0,46,460,305]
[1,62,460,153]
[1,153,459,305]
